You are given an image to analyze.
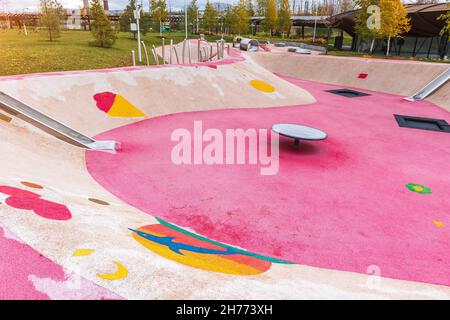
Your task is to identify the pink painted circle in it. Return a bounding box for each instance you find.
[86,77,450,286]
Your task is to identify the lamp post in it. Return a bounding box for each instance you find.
[184,0,188,39]
[134,6,142,63]
[312,6,318,43]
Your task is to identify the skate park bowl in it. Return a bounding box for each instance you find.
[1,42,450,300]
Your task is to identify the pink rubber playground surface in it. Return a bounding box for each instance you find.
[86,75,450,287]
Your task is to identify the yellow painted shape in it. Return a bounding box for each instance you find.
[434,220,445,228]
[72,249,95,257]
[107,95,146,118]
[132,232,263,275]
[250,80,276,93]
[413,186,424,192]
[97,261,128,281]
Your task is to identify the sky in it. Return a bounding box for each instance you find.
[1,0,235,12]
[1,0,444,12]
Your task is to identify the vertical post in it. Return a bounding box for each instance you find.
[131,50,136,66]
[325,26,331,55]
[412,36,418,57]
[184,0,188,39]
[169,38,173,64]
[188,40,192,64]
[198,38,201,62]
[216,41,220,60]
[312,9,318,43]
[135,8,142,63]
[162,37,166,64]
[196,13,199,34]
[427,37,433,59]
[210,44,213,61]
[227,44,231,56]
[182,39,186,64]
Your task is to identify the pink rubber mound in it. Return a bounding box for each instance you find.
[0,226,121,300]
[86,76,450,287]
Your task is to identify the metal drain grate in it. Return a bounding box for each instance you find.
[394,115,450,133]
[326,89,371,98]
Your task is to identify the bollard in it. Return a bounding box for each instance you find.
[210,44,213,61]
[169,38,173,64]
[131,50,136,66]
[216,41,220,61]
[221,40,225,59]
[161,37,165,64]
[198,39,201,63]
[227,44,231,55]
[182,39,186,64]
[187,40,192,64]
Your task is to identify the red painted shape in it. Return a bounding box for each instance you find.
[86,76,450,287]
[0,186,72,221]
[93,92,116,113]
[358,73,368,79]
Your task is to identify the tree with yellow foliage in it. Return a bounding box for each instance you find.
[262,0,277,36]
[378,0,410,56]
[437,4,450,36]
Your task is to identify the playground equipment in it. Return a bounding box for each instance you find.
[141,41,150,66]
[240,38,260,52]
[405,68,450,101]
[0,91,118,151]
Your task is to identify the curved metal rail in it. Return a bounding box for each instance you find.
[0,91,118,152]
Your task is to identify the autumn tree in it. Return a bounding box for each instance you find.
[355,0,382,53]
[277,0,292,36]
[90,0,117,47]
[262,0,277,36]
[187,0,199,33]
[202,1,218,34]
[379,0,410,56]
[39,0,64,41]
[150,0,168,36]
[339,0,355,13]
[437,4,450,36]
[255,0,267,16]
[234,0,250,35]
[246,0,255,17]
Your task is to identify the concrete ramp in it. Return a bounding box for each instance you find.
[1,46,450,300]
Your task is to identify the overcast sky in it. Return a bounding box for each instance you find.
[1,0,442,12]
[1,0,235,12]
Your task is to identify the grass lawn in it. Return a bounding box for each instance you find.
[0,29,227,76]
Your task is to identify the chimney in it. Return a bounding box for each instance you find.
[83,0,88,9]
[103,0,109,11]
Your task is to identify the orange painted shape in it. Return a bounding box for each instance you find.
[249,80,276,93]
[107,95,146,118]
[133,225,271,275]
